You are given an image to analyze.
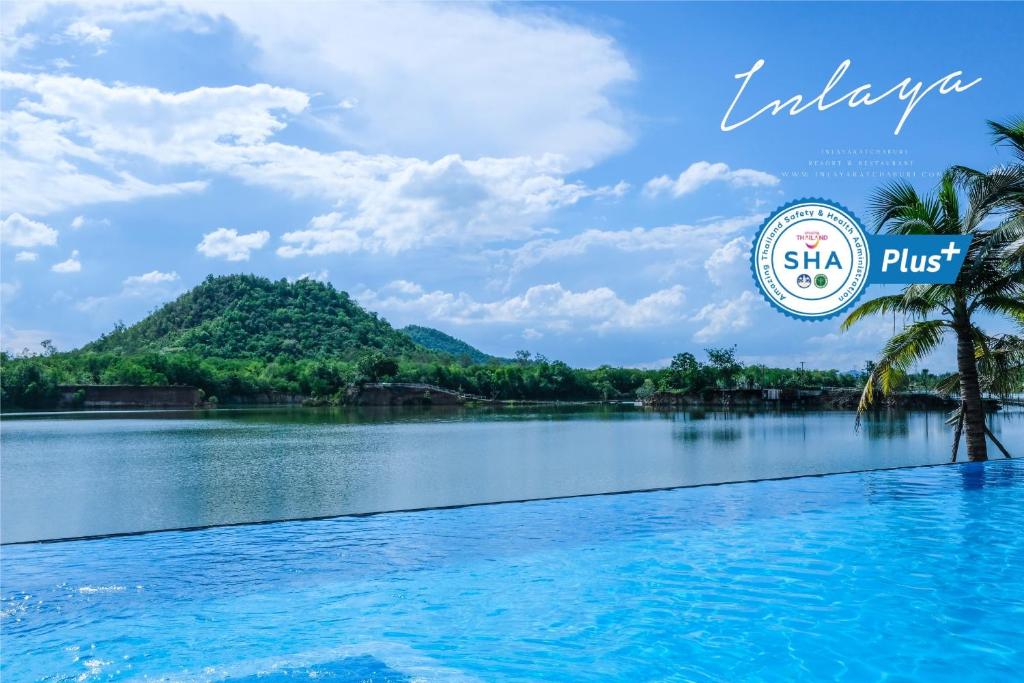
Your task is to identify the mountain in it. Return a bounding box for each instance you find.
[401,325,503,364]
[84,274,417,360]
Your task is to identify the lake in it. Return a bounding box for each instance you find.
[3,406,1022,544]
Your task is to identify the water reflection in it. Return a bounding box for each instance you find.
[2,406,1021,543]
[859,410,913,438]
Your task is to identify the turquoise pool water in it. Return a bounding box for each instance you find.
[3,460,1023,681]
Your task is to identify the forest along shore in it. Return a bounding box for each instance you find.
[32,382,994,412]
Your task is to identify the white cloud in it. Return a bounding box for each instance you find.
[1,156,207,215]
[65,20,111,46]
[0,71,309,160]
[197,228,270,261]
[1,213,58,247]
[77,269,181,311]
[704,236,751,287]
[0,71,298,214]
[123,270,179,287]
[691,291,759,342]
[277,154,619,256]
[15,251,38,262]
[3,3,633,167]
[68,215,110,230]
[0,2,44,60]
[358,280,687,333]
[498,214,763,275]
[181,1,634,166]
[289,269,330,283]
[3,72,619,252]
[645,161,779,198]
[51,249,81,273]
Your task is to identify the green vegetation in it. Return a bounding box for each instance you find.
[1,312,874,411]
[0,273,965,411]
[85,274,416,360]
[843,118,1024,461]
[401,325,504,365]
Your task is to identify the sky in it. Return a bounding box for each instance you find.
[1,1,1022,370]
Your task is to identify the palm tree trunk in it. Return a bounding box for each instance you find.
[954,321,988,461]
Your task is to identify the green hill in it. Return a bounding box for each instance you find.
[400,325,503,364]
[84,274,417,360]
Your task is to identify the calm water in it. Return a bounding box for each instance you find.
[2,460,1023,680]
[2,406,1022,543]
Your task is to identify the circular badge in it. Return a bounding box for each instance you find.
[750,198,869,320]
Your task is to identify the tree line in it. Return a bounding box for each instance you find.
[0,344,930,411]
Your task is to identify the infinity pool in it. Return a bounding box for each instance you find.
[3,460,1023,681]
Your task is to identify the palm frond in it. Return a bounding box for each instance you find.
[868,181,942,234]
[935,372,960,396]
[856,320,947,414]
[841,289,949,331]
[947,164,1024,231]
[973,295,1024,319]
[842,295,910,331]
[938,171,962,233]
[989,117,1024,163]
[976,332,1024,397]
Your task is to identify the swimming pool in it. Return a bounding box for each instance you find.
[3,460,1023,681]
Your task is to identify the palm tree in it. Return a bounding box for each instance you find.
[988,117,1024,164]
[841,125,1024,461]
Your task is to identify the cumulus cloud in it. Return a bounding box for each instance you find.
[1,213,58,247]
[497,214,763,275]
[123,270,178,288]
[277,154,619,256]
[51,249,81,273]
[645,161,779,198]
[197,228,270,261]
[15,251,38,262]
[0,72,309,157]
[1,95,209,214]
[3,3,633,164]
[691,291,759,342]
[175,1,634,165]
[0,71,298,214]
[2,72,622,252]
[1,158,207,215]
[358,280,687,334]
[704,236,751,287]
[64,20,111,46]
[289,270,330,283]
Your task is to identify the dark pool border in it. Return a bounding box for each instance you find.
[2,456,1015,547]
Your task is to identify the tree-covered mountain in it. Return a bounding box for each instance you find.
[84,274,417,360]
[1,273,875,411]
[400,325,504,364]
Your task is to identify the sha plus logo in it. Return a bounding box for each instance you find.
[751,199,870,320]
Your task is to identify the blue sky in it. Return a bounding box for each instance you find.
[1,1,1021,370]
